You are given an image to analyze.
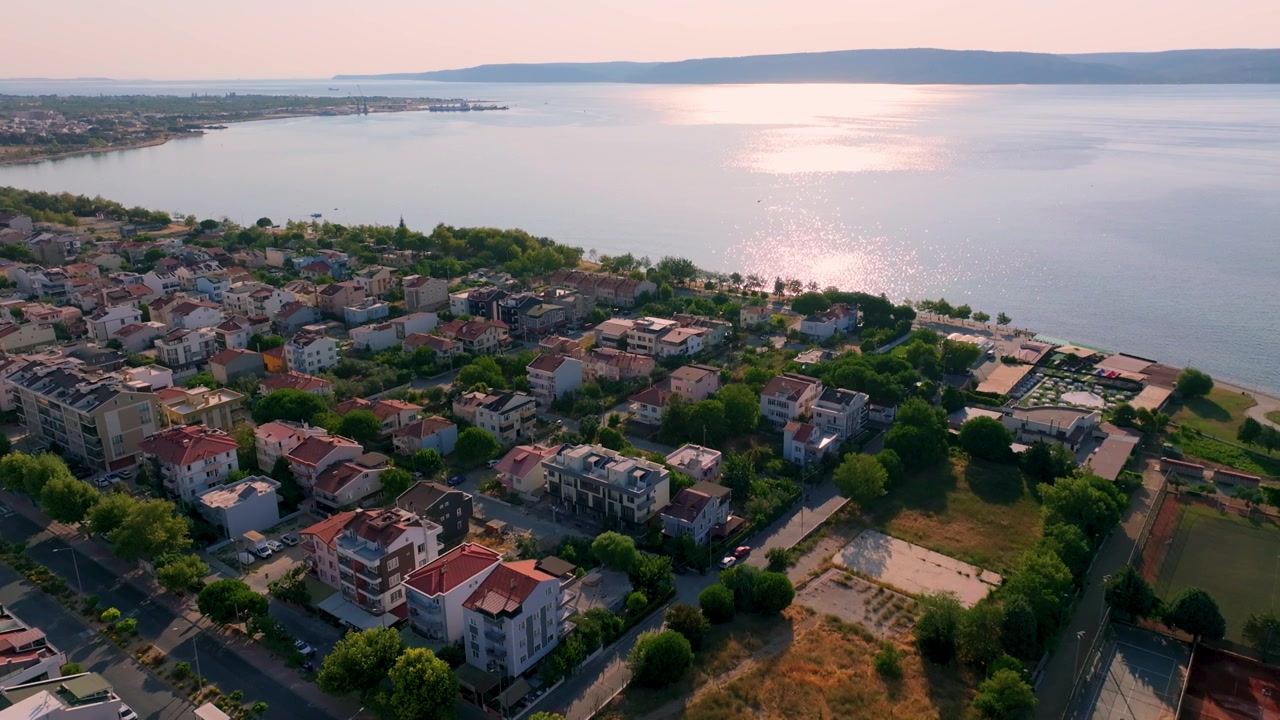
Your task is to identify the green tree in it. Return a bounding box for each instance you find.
[629,554,675,600]
[0,452,74,497]
[110,499,191,561]
[664,604,710,650]
[455,356,505,390]
[1162,587,1226,643]
[1001,550,1073,635]
[996,313,1012,327]
[247,334,285,352]
[596,426,627,451]
[832,453,888,509]
[959,417,1014,462]
[256,217,273,227]
[388,647,457,720]
[1239,417,1264,446]
[317,627,404,697]
[412,449,445,476]
[1242,611,1280,660]
[699,584,736,624]
[719,564,762,612]
[1040,474,1124,541]
[972,668,1037,719]
[999,595,1039,660]
[941,384,966,412]
[267,564,312,605]
[753,572,795,614]
[1103,566,1159,621]
[528,713,566,720]
[251,389,329,424]
[718,384,760,436]
[40,477,100,523]
[271,457,304,509]
[338,409,382,444]
[940,340,982,373]
[1020,440,1075,488]
[185,371,219,389]
[660,393,690,443]
[885,398,949,470]
[915,592,964,664]
[454,427,500,466]
[0,433,10,458]
[958,602,1006,671]
[86,492,138,537]
[972,311,991,324]
[156,554,210,594]
[197,579,268,624]
[874,448,905,483]
[721,452,754,502]
[628,630,693,688]
[686,400,728,446]
[626,591,649,614]
[1176,368,1214,398]
[591,532,641,572]
[1109,401,1138,428]
[381,468,414,501]
[1037,523,1091,580]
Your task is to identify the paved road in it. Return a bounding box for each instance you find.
[0,564,193,720]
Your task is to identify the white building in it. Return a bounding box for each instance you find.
[138,425,241,502]
[660,481,732,544]
[625,317,679,356]
[759,373,824,428]
[404,276,450,311]
[85,305,141,344]
[224,282,296,318]
[391,312,438,338]
[343,299,390,326]
[196,476,282,538]
[782,421,839,467]
[285,331,339,374]
[665,444,723,482]
[799,304,858,340]
[526,354,583,406]
[461,560,566,679]
[542,444,671,527]
[254,420,329,471]
[403,543,503,643]
[350,322,399,352]
[153,327,219,370]
[812,387,870,441]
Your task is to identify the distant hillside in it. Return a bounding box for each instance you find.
[335,48,1280,84]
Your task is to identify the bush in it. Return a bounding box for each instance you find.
[116,618,138,634]
[765,546,792,570]
[914,592,963,664]
[625,591,649,615]
[664,604,710,651]
[753,572,795,614]
[60,662,84,675]
[173,661,192,680]
[100,607,121,623]
[874,642,903,678]
[251,701,269,716]
[699,584,736,624]
[972,668,1037,719]
[627,630,693,688]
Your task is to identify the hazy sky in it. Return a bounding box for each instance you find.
[9,0,1278,80]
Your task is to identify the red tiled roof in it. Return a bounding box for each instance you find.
[629,382,671,409]
[300,261,332,274]
[336,398,423,422]
[260,372,332,394]
[255,421,302,443]
[495,444,560,479]
[762,373,821,402]
[393,416,455,440]
[210,348,257,366]
[300,510,358,548]
[462,561,554,615]
[313,461,366,494]
[138,426,239,466]
[286,435,361,466]
[403,543,502,596]
[527,354,570,373]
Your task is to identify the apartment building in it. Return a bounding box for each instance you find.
[0,673,132,720]
[670,364,721,401]
[656,327,706,357]
[547,269,657,307]
[673,313,733,346]
[10,360,159,471]
[392,416,458,456]
[195,475,282,538]
[166,300,225,330]
[812,387,870,441]
[626,317,678,356]
[395,481,474,547]
[153,327,218,371]
[403,275,450,311]
[138,425,241,502]
[285,332,339,374]
[285,434,364,490]
[403,543,502,643]
[0,323,55,352]
[462,391,537,446]
[799,303,858,340]
[782,421,839,467]
[343,299,390,326]
[542,444,672,527]
[526,354,583,406]
[352,266,394,297]
[591,319,634,350]
[665,444,723,482]
[312,452,391,513]
[334,397,424,437]
[254,420,329,471]
[437,319,504,355]
[493,444,561,499]
[390,312,438,338]
[317,281,366,316]
[157,385,245,431]
[349,322,398,352]
[660,481,732,544]
[224,282,296,318]
[275,301,320,335]
[85,305,141,343]
[759,373,824,428]
[208,348,266,385]
[581,348,655,383]
[461,560,566,678]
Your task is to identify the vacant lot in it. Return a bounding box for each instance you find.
[797,569,919,639]
[872,456,1042,575]
[1170,427,1280,477]
[1172,388,1257,442]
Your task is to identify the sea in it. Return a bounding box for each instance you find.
[1,79,1278,393]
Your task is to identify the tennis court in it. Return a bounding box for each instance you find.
[1181,646,1280,720]
[1068,625,1190,720]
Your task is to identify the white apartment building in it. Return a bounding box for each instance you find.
[224,282,296,317]
[624,317,678,356]
[138,425,241,502]
[403,543,503,643]
[462,560,566,679]
[759,373,824,428]
[542,444,672,527]
[285,332,339,374]
[86,305,141,344]
[812,387,870,441]
[153,327,219,370]
[526,354,583,406]
[404,275,450,311]
[660,481,732,544]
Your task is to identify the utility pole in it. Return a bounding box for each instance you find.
[53,547,83,597]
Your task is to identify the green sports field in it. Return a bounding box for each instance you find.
[1155,502,1280,644]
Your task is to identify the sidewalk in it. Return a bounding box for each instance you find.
[0,489,365,720]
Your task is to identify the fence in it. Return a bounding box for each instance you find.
[1060,615,1116,720]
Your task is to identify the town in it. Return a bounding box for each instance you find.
[0,185,1278,720]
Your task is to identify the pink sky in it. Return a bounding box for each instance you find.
[8,0,1278,80]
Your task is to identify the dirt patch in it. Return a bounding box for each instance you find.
[797,569,919,640]
[836,530,1000,608]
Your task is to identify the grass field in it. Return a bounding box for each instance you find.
[1156,503,1280,644]
[872,456,1042,575]
[1171,427,1280,477]
[1268,411,1280,426]
[1172,388,1258,442]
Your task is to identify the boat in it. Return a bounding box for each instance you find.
[328,87,340,91]
[428,103,471,112]
[310,213,323,218]
[470,104,509,111]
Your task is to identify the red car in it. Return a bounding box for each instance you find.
[733,546,751,559]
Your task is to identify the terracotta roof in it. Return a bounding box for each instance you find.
[286,435,361,466]
[629,382,671,409]
[260,372,332,394]
[671,364,718,382]
[663,488,712,523]
[299,261,332,274]
[762,373,822,402]
[440,319,500,341]
[463,560,555,615]
[393,416,455,440]
[527,354,570,373]
[138,425,239,466]
[495,444,560,479]
[300,510,358,548]
[335,397,422,422]
[784,421,820,445]
[114,322,152,338]
[255,420,304,443]
[403,543,501,596]
[313,461,368,494]
[210,348,258,366]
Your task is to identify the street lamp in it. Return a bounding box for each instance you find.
[52,547,83,597]
[1074,630,1086,672]
[171,625,203,692]
[1101,574,1111,618]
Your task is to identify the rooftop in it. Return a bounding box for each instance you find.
[138,425,239,466]
[462,561,555,616]
[196,476,280,510]
[403,543,502,596]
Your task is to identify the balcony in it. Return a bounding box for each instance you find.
[483,627,505,643]
[485,644,507,658]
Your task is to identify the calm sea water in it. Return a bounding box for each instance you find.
[2,79,1278,392]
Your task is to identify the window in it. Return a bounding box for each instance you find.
[389,573,401,586]
[417,543,425,554]
[387,557,399,571]
[390,589,402,602]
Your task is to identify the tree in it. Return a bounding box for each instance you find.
[972,669,1037,719]
[1038,523,1091,580]
[110,499,191,561]
[1021,440,1075,488]
[1103,566,1159,621]
[885,398,949,470]
[972,311,991,324]
[596,426,626,451]
[1243,611,1280,660]
[940,340,982,373]
[0,433,10,458]
[915,592,964,664]
[338,410,382,444]
[1162,587,1226,643]
[626,591,649,614]
[412,449,445,476]
[388,647,457,720]
[629,554,675,600]
[1238,417,1264,446]
[686,400,728,446]
[718,384,760,436]
[247,334,285,352]
[40,477,100,524]
[958,602,1006,670]
[766,546,792,570]
[753,572,795,614]
[628,630,693,688]
[185,371,219,389]
[317,627,404,697]
[454,427,500,467]
[875,449,905,483]
[718,564,762,611]
[665,604,710,650]
[721,452,754,502]
[256,217,273,228]
[832,453,888,509]
[996,313,1012,328]
[267,564,312,605]
[959,417,1015,462]
[529,714,566,720]
[941,384,966,412]
[197,579,268,625]
[86,493,137,537]
[380,468,414,501]
[1040,474,1124,541]
[591,532,641,572]
[251,389,329,424]
[1000,595,1039,660]
[1001,550,1074,635]
[271,457,304,509]
[156,554,209,594]
[455,356,505,390]
[0,452,73,497]
[699,584,736,624]
[790,292,830,316]
[1176,368,1214,398]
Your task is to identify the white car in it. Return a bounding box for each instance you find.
[254,546,273,559]
[280,533,300,547]
[119,704,138,720]
[266,540,284,553]
[294,639,316,657]
[719,556,737,569]
[486,459,500,468]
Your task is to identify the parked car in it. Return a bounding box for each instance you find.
[254,546,273,559]
[94,473,124,488]
[486,459,500,468]
[719,556,737,569]
[114,467,136,479]
[266,540,284,553]
[294,639,315,657]
[280,533,300,547]
[733,546,752,559]
[236,552,255,565]
[447,475,466,487]
[118,705,138,720]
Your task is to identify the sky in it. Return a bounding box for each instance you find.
[8,0,1279,80]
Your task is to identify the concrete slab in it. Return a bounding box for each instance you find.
[834,530,1000,607]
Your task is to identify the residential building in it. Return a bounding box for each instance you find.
[0,323,55,352]
[462,391,537,446]
[461,560,565,678]
[301,508,442,622]
[493,444,560,499]
[0,606,66,689]
[581,348,655,383]
[113,321,165,352]
[10,360,159,471]
[403,275,450,311]
[627,383,672,425]
[657,327,706,357]
[395,482,474,547]
[538,335,583,358]
[85,305,141,343]
[592,319,634,350]
[670,364,721,401]
[138,425,240,502]
[285,332,339,374]
[285,434,364,490]
[624,317,677,356]
[402,333,460,358]
[391,312,438,338]
[258,371,333,396]
[298,260,335,281]
[403,543,502,643]
[157,385,244,431]
[0,213,33,232]
[673,313,733,346]
[224,283,295,318]
[255,420,328,471]
[759,373,824,428]
[334,397,423,438]
[142,270,182,298]
[343,299,390,326]
[782,421,839,467]
[392,416,458,456]
[542,444,672,527]
[665,444,723,482]
[352,266,394,297]
[794,348,838,367]
[437,319,504,355]
[349,322,399,352]
[526,354,583,406]
[262,346,287,373]
[317,281,366,316]
[121,365,173,391]
[64,344,127,373]
[195,476,282,538]
[547,269,657,307]
[0,673,131,720]
[165,300,225,330]
[799,304,858,340]
[274,301,319,335]
[448,290,471,316]
[1001,407,1101,451]
[209,349,265,385]
[660,481,732,544]
[313,452,391,513]
[812,387,870,441]
[153,327,218,371]
[282,279,317,306]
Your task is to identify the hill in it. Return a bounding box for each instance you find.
[334,47,1280,84]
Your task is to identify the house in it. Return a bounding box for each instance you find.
[1001,407,1101,451]
[759,373,824,428]
[548,269,657,307]
[313,452,391,513]
[0,323,56,352]
[395,482,474,547]
[318,281,366,316]
[657,327,707,357]
[153,327,219,371]
[298,260,336,281]
[334,397,423,437]
[86,305,141,343]
[538,335,583,358]
[86,251,124,271]
[282,279,318,306]
[402,333,460,358]
[526,354,583,406]
[624,317,677,356]
[265,248,294,268]
[285,434,364,491]
[274,301,320,335]
[783,421,839,466]
[403,275,450,311]
[799,304,858,340]
[108,321,162,353]
[660,481,732,544]
[449,290,471,316]
[158,385,244,431]
[258,371,333,396]
[794,348,838,367]
[665,444,723,482]
[402,543,502,643]
[0,606,67,688]
[262,346,287,373]
[301,508,442,624]
[437,319,504,355]
[627,383,672,425]
[542,444,672,527]
[138,425,241,502]
[581,348,655,383]
[592,319,635,350]
[196,476,281,538]
[255,420,329,471]
[343,299,390,326]
[209,349,266,385]
[64,344,128,372]
[122,365,174,391]
[224,282,295,318]
[391,312,438,338]
[142,271,182,298]
[166,300,225,331]
[461,560,565,678]
[351,266,394,297]
[463,391,537,445]
[493,444,561,499]
[0,213,33,232]
[285,332,339,374]
[349,322,399,352]
[0,672,134,720]
[670,364,721,401]
[673,313,733,346]
[812,387,870,441]
[392,416,459,456]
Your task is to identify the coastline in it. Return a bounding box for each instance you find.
[0,134,181,166]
